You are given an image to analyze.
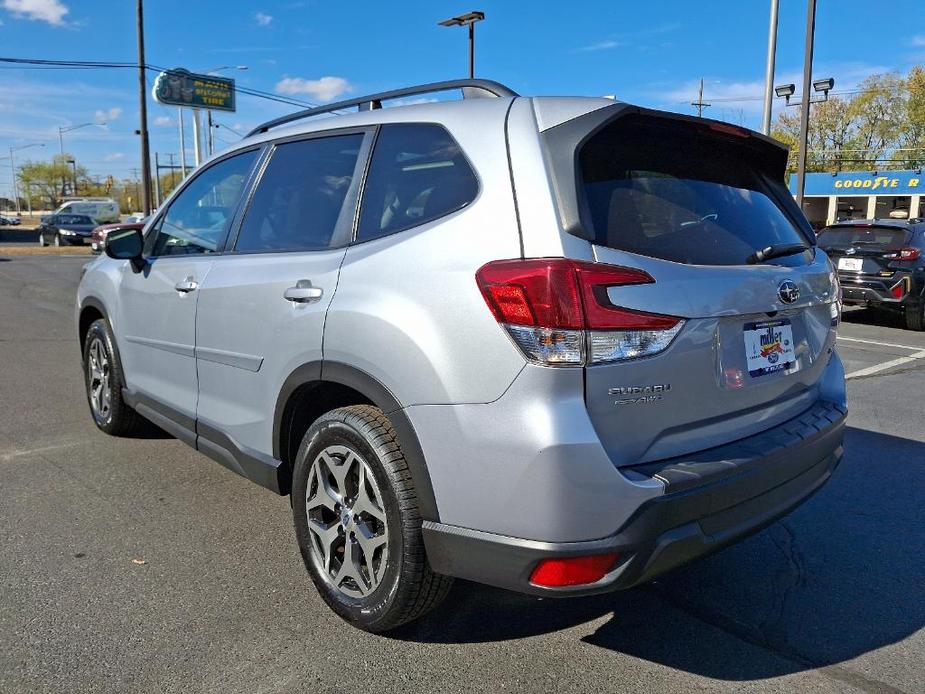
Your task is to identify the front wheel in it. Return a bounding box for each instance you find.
[291,405,452,632]
[52,233,62,247]
[38,232,46,247]
[83,319,144,435]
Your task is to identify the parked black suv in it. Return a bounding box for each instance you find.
[818,218,925,330]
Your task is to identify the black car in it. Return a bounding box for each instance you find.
[817,218,925,330]
[37,214,98,247]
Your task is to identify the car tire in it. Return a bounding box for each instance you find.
[291,405,452,633]
[82,318,144,436]
[38,233,46,247]
[52,233,61,247]
[905,303,925,331]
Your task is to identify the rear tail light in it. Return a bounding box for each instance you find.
[476,258,684,366]
[530,553,620,588]
[898,247,921,261]
[891,278,909,299]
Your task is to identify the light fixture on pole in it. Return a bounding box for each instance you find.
[438,11,485,79]
[58,122,107,155]
[774,83,795,105]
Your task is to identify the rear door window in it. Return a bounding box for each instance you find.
[235,133,364,253]
[578,116,810,266]
[356,124,478,242]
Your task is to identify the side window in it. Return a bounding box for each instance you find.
[356,124,478,242]
[235,133,363,253]
[146,149,258,257]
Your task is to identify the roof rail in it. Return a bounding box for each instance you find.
[245,79,518,137]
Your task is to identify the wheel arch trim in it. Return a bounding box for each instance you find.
[274,360,440,521]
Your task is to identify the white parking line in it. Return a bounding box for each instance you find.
[837,336,924,351]
[845,350,925,380]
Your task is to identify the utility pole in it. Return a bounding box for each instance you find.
[761,0,780,135]
[207,110,214,156]
[691,78,710,118]
[178,107,188,177]
[166,152,177,191]
[136,0,152,215]
[795,0,817,209]
[154,152,161,206]
[191,108,203,167]
[7,147,16,214]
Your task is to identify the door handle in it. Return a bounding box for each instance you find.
[175,277,199,293]
[284,279,323,303]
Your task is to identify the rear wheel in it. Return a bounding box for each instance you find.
[83,318,144,435]
[905,303,925,331]
[291,405,452,632]
[38,232,46,247]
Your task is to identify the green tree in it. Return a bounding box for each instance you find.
[770,67,923,173]
[17,154,90,209]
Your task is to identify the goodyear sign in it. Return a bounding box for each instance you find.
[793,170,924,196]
[152,68,236,112]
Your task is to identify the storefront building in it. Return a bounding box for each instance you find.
[789,170,923,228]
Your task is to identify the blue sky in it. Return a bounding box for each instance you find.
[1,0,924,198]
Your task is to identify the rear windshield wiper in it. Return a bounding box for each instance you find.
[746,243,810,265]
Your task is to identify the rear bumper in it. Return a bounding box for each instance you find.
[839,271,922,307]
[423,400,845,596]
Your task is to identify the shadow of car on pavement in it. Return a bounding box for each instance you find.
[393,426,924,682]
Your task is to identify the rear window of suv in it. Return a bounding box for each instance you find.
[816,225,910,250]
[578,116,810,266]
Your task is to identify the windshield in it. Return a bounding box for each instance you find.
[578,116,810,266]
[817,226,909,250]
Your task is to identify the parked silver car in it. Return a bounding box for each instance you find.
[76,79,846,632]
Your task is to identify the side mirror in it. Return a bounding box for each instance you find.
[105,227,145,273]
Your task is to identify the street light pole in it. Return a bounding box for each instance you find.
[761,0,780,135]
[795,0,817,209]
[438,11,485,79]
[7,143,45,214]
[57,122,107,156]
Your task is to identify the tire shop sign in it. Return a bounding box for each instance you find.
[152,68,236,112]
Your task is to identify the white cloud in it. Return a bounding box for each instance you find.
[577,40,622,52]
[275,76,352,102]
[255,11,272,26]
[94,107,122,123]
[2,0,69,26]
[154,116,172,127]
[103,152,124,162]
[910,35,925,47]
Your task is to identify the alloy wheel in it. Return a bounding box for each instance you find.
[305,445,389,598]
[87,337,111,420]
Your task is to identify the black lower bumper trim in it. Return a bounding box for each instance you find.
[423,403,845,597]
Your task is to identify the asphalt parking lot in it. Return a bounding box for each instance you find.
[1,254,923,693]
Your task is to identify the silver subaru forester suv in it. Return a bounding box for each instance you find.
[77,79,847,632]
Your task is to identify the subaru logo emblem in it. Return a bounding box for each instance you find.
[778,280,800,304]
[845,247,856,255]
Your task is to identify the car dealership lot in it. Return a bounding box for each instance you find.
[1,255,922,693]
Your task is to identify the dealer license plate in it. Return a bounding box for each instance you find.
[743,319,795,378]
[838,257,863,272]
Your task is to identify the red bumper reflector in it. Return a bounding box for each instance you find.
[530,553,620,587]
